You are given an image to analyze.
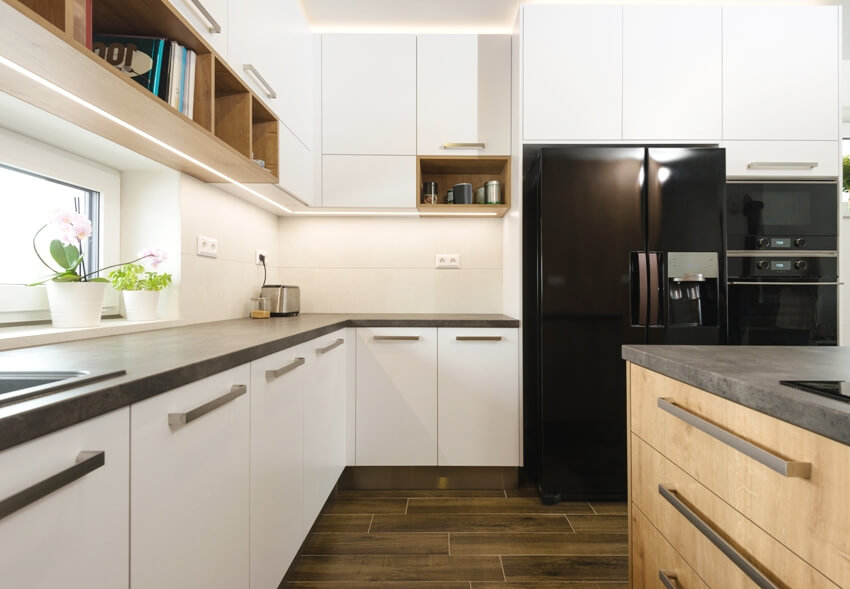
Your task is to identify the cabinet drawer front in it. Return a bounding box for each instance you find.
[723,140,839,178]
[630,365,850,587]
[632,504,708,589]
[632,435,840,589]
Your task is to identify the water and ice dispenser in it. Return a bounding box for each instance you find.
[667,252,719,327]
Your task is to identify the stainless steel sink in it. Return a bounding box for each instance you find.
[0,369,127,407]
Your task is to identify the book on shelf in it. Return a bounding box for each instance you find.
[92,35,168,97]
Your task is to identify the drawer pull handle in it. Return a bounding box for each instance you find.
[0,450,105,521]
[657,398,811,478]
[746,161,818,170]
[373,335,420,341]
[659,570,679,589]
[456,336,502,341]
[168,384,247,425]
[441,142,486,149]
[265,358,305,382]
[316,338,344,355]
[243,64,277,99]
[659,485,777,589]
[186,0,222,33]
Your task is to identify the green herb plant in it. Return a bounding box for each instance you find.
[108,263,172,291]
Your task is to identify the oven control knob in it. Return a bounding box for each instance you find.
[756,260,769,270]
[794,260,808,271]
[756,237,769,248]
[794,238,807,248]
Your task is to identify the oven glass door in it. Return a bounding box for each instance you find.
[727,182,837,238]
[727,282,837,345]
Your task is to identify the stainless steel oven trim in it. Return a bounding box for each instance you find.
[728,281,842,286]
[727,250,837,258]
[726,180,839,185]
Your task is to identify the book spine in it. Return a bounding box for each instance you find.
[178,46,187,113]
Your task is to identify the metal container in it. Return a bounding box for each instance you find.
[475,186,486,204]
[447,188,454,204]
[485,180,501,204]
[422,181,438,204]
[259,285,300,316]
[453,183,473,204]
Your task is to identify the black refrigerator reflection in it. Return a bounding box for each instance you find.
[522,146,726,503]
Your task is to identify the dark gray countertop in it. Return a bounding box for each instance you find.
[622,345,850,446]
[0,313,519,451]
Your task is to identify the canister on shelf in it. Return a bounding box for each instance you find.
[475,186,486,204]
[453,183,473,204]
[422,181,438,204]
[447,188,454,204]
[485,180,501,204]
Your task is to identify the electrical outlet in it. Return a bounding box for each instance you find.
[255,249,269,265]
[197,234,218,258]
[436,254,460,269]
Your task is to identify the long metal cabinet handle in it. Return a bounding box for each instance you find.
[657,398,811,478]
[316,339,344,354]
[0,450,105,521]
[441,142,486,149]
[747,161,818,170]
[456,336,502,341]
[659,570,679,589]
[265,358,305,382]
[648,252,662,326]
[728,281,842,286]
[243,64,277,99]
[659,486,778,589]
[373,335,420,341]
[168,384,248,425]
[187,0,222,33]
[635,252,648,326]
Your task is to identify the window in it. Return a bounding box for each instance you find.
[842,138,850,210]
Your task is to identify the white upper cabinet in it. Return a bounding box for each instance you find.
[417,35,510,156]
[722,6,839,141]
[622,6,721,142]
[522,5,622,142]
[279,127,315,205]
[322,155,415,208]
[322,34,417,155]
[167,0,228,59]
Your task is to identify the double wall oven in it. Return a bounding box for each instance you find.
[726,181,839,346]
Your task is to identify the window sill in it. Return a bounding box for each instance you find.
[0,318,186,351]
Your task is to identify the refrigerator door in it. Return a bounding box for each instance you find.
[646,147,726,344]
[534,146,644,501]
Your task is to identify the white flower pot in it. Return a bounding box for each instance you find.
[122,290,160,321]
[45,281,107,328]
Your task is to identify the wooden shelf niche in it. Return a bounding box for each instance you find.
[2,0,279,184]
[416,156,511,217]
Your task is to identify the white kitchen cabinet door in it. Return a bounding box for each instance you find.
[322,155,415,208]
[250,344,307,589]
[131,365,250,589]
[417,35,510,156]
[723,6,839,141]
[522,5,622,141]
[438,329,520,466]
[322,34,416,155]
[167,0,228,59]
[622,6,721,142]
[303,329,347,532]
[356,327,438,465]
[0,409,129,589]
[723,140,840,179]
[279,125,315,205]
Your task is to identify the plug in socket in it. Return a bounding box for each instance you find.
[255,249,269,265]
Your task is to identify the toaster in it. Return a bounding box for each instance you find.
[259,285,300,316]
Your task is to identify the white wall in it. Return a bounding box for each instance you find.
[276,216,503,313]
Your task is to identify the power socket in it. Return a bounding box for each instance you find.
[255,249,269,265]
[436,254,460,269]
[197,234,218,258]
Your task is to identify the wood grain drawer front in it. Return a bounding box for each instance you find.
[632,505,708,589]
[632,435,840,589]
[630,365,850,587]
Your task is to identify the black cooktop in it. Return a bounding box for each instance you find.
[780,380,850,403]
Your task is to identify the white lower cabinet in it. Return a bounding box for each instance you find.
[438,328,520,466]
[356,327,438,465]
[303,329,347,531]
[130,365,250,589]
[250,343,307,589]
[0,408,129,589]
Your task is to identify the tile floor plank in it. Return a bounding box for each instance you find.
[567,515,628,534]
[311,514,373,533]
[590,502,628,515]
[337,489,508,498]
[501,555,628,582]
[472,583,629,588]
[450,532,627,556]
[283,583,470,588]
[322,497,408,515]
[407,497,593,515]
[287,555,505,582]
[301,533,449,555]
[370,513,574,533]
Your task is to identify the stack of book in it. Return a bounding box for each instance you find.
[92,35,197,118]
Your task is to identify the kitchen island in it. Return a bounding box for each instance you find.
[623,345,849,588]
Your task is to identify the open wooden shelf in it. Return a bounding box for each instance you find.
[1,0,279,184]
[416,155,511,217]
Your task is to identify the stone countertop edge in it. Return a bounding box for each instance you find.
[0,314,519,451]
[622,345,850,447]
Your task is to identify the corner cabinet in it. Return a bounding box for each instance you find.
[166,0,228,60]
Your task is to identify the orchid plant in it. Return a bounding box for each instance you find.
[30,208,167,286]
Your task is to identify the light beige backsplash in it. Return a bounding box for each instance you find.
[276,216,503,313]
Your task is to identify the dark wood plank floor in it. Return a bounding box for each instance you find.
[281,488,628,588]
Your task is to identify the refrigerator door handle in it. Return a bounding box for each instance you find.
[631,251,648,326]
[648,252,663,326]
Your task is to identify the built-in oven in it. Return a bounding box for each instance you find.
[726,181,838,251]
[727,253,838,345]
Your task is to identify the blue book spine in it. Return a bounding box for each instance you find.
[150,38,165,97]
[178,46,187,113]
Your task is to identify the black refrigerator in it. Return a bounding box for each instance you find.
[522,146,726,503]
